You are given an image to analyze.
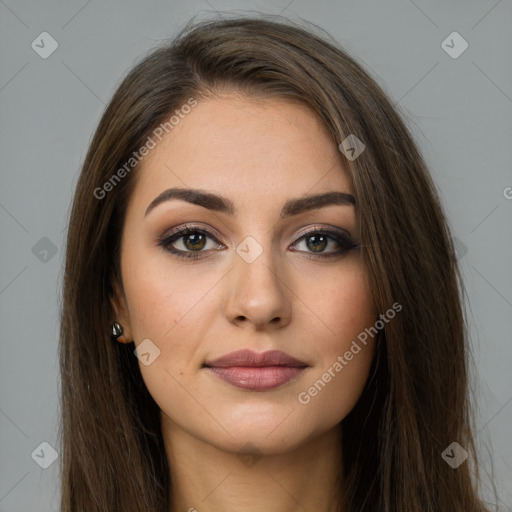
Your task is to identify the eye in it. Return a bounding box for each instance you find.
[157,225,224,260]
[290,228,358,259]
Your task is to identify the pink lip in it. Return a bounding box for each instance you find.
[203,349,308,391]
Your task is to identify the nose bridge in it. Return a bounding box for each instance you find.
[226,232,291,328]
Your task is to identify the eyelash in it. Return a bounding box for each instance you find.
[156,224,358,260]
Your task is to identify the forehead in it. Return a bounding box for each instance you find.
[130,94,353,213]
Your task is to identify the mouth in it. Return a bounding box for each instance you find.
[203,349,309,391]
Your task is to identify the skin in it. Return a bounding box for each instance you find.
[112,93,377,512]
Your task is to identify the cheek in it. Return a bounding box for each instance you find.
[296,346,375,434]
[121,252,224,403]
[121,247,218,341]
[297,258,375,347]
[292,261,376,421]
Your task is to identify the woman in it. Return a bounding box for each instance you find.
[59,15,492,511]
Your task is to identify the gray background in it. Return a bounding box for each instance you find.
[1,0,511,510]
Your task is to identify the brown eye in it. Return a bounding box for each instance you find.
[158,226,224,260]
[291,229,358,258]
[181,233,207,251]
[304,234,328,253]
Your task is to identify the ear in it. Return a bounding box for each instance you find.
[110,277,133,344]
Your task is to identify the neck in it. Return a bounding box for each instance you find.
[162,416,344,512]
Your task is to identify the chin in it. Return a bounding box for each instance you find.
[211,406,330,453]
[210,425,311,457]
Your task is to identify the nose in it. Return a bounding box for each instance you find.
[223,242,292,331]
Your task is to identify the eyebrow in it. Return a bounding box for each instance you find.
[144,187,355,218]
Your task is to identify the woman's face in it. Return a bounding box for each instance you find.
[114,93,376,454]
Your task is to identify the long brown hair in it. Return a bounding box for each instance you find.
[59,14,493,511]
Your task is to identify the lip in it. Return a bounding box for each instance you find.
[204,349,308,368]
[203,349,309,391]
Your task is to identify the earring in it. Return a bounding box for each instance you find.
[111,322,124,341]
